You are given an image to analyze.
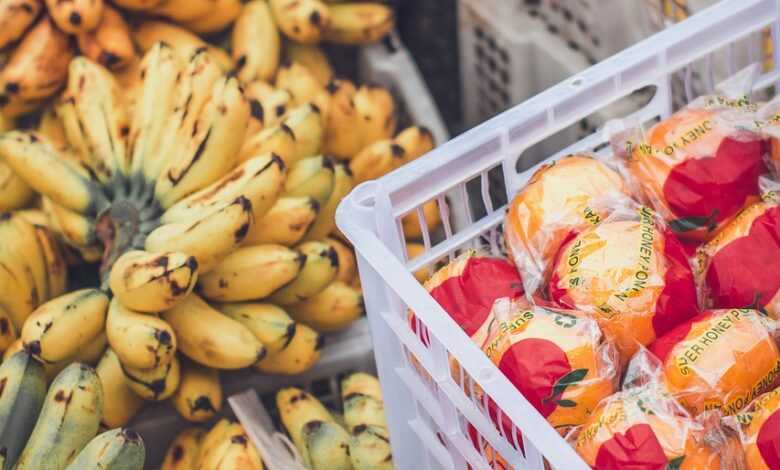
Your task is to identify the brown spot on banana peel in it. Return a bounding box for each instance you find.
[281,322,297,349]
[167,128,212,185]
[0,377,7,397]
[190,396,216,414]
[54,389,72,404]
[172,445,184,462]
[231,434,248,445]
[249,99,263,122]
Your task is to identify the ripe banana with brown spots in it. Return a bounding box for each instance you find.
[105,297,177,370]
[322,78,361,159]
[45,0,103,33]
[244,81,293,135]
[109,250,198,312]
[288,280,363,332]
[324,2,394,45]
[270,0,331,44]
[232,0,281,83]
[269,240,338,305]
[0,0,43,49]
[276,60,330,115]
[123,353,180,401]
[172,359,222,423]
[76,5,135,71]
[96,348,145,429]
[161,427,206,470]
[243,196,319,246]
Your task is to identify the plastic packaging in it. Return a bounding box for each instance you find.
[546,202,698,363]
[731,387,780,470]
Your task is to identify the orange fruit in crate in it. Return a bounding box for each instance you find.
[648,308,780,416]
[504,154,630,291]
[695,195,780,319]
[626,105,769,241]
[739,388,780,470]
[403,200,442,240]
[570,385,741,470]
[548,207,698,363]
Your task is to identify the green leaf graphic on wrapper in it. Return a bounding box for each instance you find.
[667,456,685,470]
[542,368,588,407]
[669,209,719,233]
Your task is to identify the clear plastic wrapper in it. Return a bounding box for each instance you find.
[504,153,633,296]
[613,65,770,242]
[546,201,699,363]
[730,387,780,470]
[644,308,780,417]
[695,180,780,319]
[568,382,746,469]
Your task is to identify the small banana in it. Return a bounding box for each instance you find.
[163,294,266,369]
[0,16,73,105]
[270,0,331,44]
[303,420,353,470]
[111,0,163,10]
[161,428,206,470]
[21,288,109,364]
[131,20,233,71]
[275,61,330,115]
[343,394,386,431]
[0,217,40,328]
[243,196,319,246]
[218,302,296,355]
[76,5,135,71]
[0,159,34,211]
[285,43,333,86]
[123,354,181,401]
[162,154,285,224]
[322,79,361,159]
[145,196,254,273]
[353,84,396,148]
[65,428,145,470]
[244,81,293,134]
[184,0,242,34]
[284,103,325,164]
[324,237,356,283]
[269,240,338,305]
[349,425,393,470]
[109,250,198,313]
[256,317,322,375]
[324,3,394,45]
[15,363,103,470]
[239,123,298,166]
[0,0,43,50]
[173,359,223,423]
[4,213,50,309]
[0,351,46,470]
[73,331,108,365]
[288,281,363,332]
[42,197,96,247]
[305,162,353,241]
[232,0,281,83]
[45,0,103,33]
[196,419,235,468]
[96,348,145,429]
[395,126,435,164]
[106,297,177,370]
[150,0,215,22]
[200,244,304,301]
[349,139,404,185]
[284,155,335,206]
[402,200,441,240]
[342,372,383,402]
[277,387,335,466]
[205,431,264,470]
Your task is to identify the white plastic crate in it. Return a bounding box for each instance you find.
[337,1,780,469]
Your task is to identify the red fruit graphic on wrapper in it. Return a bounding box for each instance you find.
[594,423,671,470]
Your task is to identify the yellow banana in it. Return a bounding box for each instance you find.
[270,0,330,44]
[106,297,177,370]
[238,122,297,166]
[340,372,392,468]
[150,0,215,22]
[161,428,206,470]
[275,61,330,115]
[206,431,264,470]
[406,242,429,283]
[353,84,396,147]
[244,82,293,135]
[162,154,285,224]
[196,419,235,468]
[15,209,49,228]
[163,294,266,369]
[42,197,97,247]
[0,160,34,211]
[303,420,352,470]
[3,339,68,384]
[0,0,43,49]
[349,139,404,184]
[269,240,338,305]
[396,125,435,164]
[76,5,135,71]
[173,359,223,423]
[111,0,163,10]
[73,331,108,365]
[0,16,73,105]
[131,20,234,71]
[45,0,103,33]
[96,348,145,429]
[349,425,393,470]
[305,162,353,241]
[218,302,295,355]
[4,213,53,308]
[322,79,361,159]
[323,237,355,283]
[64,428,146,470]
[199,244,304,301]
[243,196,319,246]
[232,0,281,83]
[109,250,198,312]
[123,354,181,401]
[255,317,322,375]
[288,281,363,332]
[284,103,325,164]
[343,394,386,431]
[197,422,255,470]
[402,200,441,240]
[0,306,15,352]
[285,43,333,86]
[155,75,250,208]
[342,372,382,401]
[284,155,335,205]
[277,387,334,466]
[184,0,242,34]
[0,216,41,328]
[33,227,71,299]
[15,363,103,470]
[21,289,109,364]
[145,196,253,273]
[324,3,394,45]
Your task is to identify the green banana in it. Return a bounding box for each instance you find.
[65,428,145,470]
[0,351,46,470]
[349,425,393,470]
[303,420,353,470]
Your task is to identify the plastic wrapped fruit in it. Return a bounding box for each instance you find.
[569,384,745,470]
[548,204,698,362]
[648,308,780,416]
[695,188,780,318]
[621,97,769,241]
[734,387,780,470]
[504,154,630,294]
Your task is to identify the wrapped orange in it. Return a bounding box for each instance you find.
[648,308,780,416]
[570,384,744,469]
[548,205,698,362]
[735,387,780,470]
[622,98,769,241]
[504,154,630,293]
[695,190,780,318]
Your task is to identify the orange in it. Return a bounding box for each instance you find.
[740,388,780,470]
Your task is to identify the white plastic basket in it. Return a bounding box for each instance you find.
[337,1,780,469]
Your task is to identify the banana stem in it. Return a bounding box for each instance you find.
[95,200,142,287]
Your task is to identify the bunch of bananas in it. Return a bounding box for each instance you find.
[160,372,390,470]
[0,351,145,470]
